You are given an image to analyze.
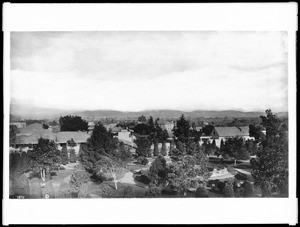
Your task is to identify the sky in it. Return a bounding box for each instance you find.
[10,31,288,112]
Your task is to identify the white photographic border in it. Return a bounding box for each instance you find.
[2,3,298,225]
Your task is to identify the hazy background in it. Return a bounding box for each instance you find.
[10,31,288,114]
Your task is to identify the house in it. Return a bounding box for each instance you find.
[117,129,137,150]
[55,131,90,155]
[10,122,27,128]
[11,123,91,155]
[209,126,254,147]
[105,123,118,131]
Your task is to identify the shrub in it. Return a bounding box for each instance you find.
[10,174,30,198]
[69,149,77,163]
[123,186,135,198]
[243,181,254,197]
[195,186,209,198]
[234,188,244,197]
[69,165,91,198]
[102,186,111,198]
[260,180,272,197]
[61,145,69,165]
[67,138,77,147]
[136,156,149,165]
[223,182,235,197]
[78,184,91,198]
[145,184,161,198]
[58,182,72,198]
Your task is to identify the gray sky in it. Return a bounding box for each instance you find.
[10,31,288,112]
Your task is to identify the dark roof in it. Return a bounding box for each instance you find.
[14,124,90,145]
[212,127,249,137]
[55,131,90,144]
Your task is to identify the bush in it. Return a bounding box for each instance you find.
[61,145,69,165]
[195,186,209,198]
[136,156,149,165]
[260,180,272,197]
[78,184,91,198]
[69,149,77,163]
[243,181,254,197]
[234,188,244,197]
[145,184,161,198]
[102,186,111,198]
[58,182,72,198]
[10,174,30,198]
[69,165,91,198]
[223,182,235,197]
[123,186,135,198]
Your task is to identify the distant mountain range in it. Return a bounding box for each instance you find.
[9,103,288,121]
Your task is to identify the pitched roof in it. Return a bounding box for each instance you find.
[14,123,90,145]
[55,131,90,144]
[212,127,246,137]
[15,130,56,144]
[237,126,250,136]
[17,123,46,136]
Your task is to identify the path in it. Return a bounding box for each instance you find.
[118,171,136,185]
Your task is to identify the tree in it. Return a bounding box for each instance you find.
[221,137,250,160]
[173,114,190,144]
[195,186,209,198]
[166,151,209,196]
[69,149,77,163]
[148,155,168,186]
[42,123,49,129]
[242,181,254,197]
[135,137,151,157]
[138,115,147,123]
[94,156,126,190]
[249,124,262,140]
[59,115,88,132]
[153,140,159,156]
[223,181,235,197]
[252,109,288,197]
[67,138,76,147]
[87,122,118,156]
[148,116,155,131]
[61,145,69,165]
[201,124,214,136]
[161,141,167,156]
[133,123,151,136]
[117,142,132,161]
[28,138,61,184]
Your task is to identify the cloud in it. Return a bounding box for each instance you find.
[10,31,288,112]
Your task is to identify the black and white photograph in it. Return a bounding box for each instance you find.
[3,3,297,225]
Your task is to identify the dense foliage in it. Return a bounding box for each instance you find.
[59,115,88,132]
[61,145,69,165]
[252,109,288,197]
[135,137,152,157]
[28,138,61,182]
[173,114,190,144]
[79,122,118,174]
